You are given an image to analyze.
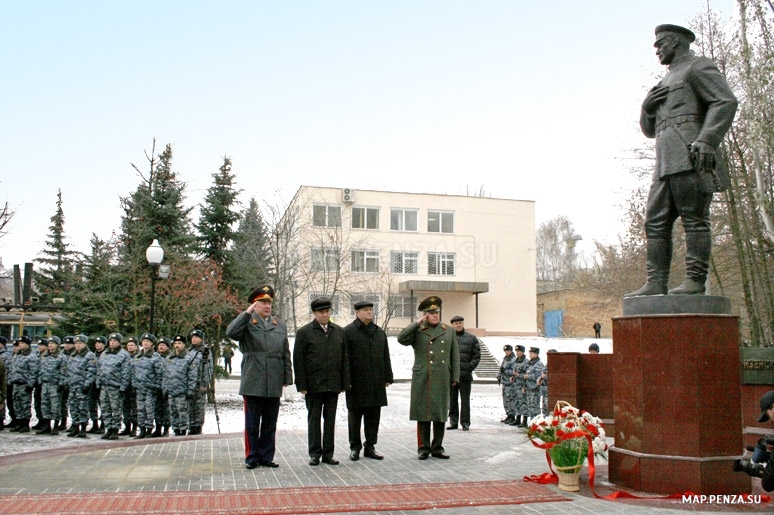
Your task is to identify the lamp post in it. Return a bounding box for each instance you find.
[146,239,164,335]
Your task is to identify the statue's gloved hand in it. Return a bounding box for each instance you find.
[690,141,716,172]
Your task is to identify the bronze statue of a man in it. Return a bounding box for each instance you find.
[626,24,738,297]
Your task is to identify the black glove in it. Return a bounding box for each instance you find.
[25,386,34,394]
[57,385,64,393]
[202,346,210,358]
[82,385,91,394]
[185,393,194,401]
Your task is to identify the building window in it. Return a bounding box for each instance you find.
[428,252,455,275]
[390,251,418,274]
[388,295,414,318]
[350,294,380,316]
[351,207,379,229]
[427,210,454,233]
[351,250,380,273]
[308,292,341,316]
[310,247,341,272]
[313,204,341,227]
[390,208,418,232]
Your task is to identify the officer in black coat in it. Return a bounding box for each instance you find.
[344,300,393,461]
[294,297,349,466]
[447,316,480,431]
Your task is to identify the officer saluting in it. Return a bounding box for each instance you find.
[398,296,459,460]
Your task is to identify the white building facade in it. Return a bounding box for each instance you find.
[275,185,536,336]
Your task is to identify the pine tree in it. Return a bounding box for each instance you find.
[35,189,78,301]
[229,197,273,302]
[196,156,242,268]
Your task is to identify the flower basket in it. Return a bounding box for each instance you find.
[554,464,582,492]
[524,400,608,492]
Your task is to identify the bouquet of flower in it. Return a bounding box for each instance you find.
[525,401,608,469]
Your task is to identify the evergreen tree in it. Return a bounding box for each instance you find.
[35,189,78,300]
[229,197,273,301]
[196,156,242,268]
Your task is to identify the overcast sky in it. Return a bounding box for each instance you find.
[0,0,738,270]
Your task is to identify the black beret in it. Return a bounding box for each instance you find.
[190,329,204,339]
[515,345,525,352]
[173,334,187,344]
[249,285,275,303]
[655,24,696,43]
[353,300,373,310]
[529,347,540,354]
[311,297,332,312]
[141,333,157,343]
[157,337,172,347]
[450,315,464,323]
[418,296,442,312]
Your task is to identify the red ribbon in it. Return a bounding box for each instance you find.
[522,430,771,503]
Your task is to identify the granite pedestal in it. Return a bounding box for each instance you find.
[609,295,750,494]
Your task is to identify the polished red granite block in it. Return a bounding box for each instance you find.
[610,314,745,495]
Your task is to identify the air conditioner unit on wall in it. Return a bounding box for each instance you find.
[342,188,355,203]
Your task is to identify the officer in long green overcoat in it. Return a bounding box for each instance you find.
[398,296,459,460]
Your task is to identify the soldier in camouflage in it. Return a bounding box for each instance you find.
[120,337,139,436]
[497,345,517,426]
[58,336,76,430]
[0,336,11,430]
[133,333,163,439]
[65,335,97,438]
[97,333,132,440]
[36,336,67,435]
[163,335,197,436]
[521,347,545,423]
[154,337,172,436]
[8,336,38,433]
[512,345,529,427]
[187,329,211,435]
[87,336,106,434]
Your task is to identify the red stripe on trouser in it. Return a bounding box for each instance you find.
[243,397,250,458]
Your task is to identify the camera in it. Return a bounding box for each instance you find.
[732,458,766,479]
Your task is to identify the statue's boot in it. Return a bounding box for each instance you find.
[668,232,709,295]
[624,239,671,297]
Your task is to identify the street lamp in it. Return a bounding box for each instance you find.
[146,239,164,335]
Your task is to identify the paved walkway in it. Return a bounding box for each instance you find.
[0,382,769,514]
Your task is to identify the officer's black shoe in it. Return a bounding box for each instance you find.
[162,425,170,437]
[9,421,22,432]
[190,426,202,435]
[447,425,458,430]
[36,420,52,434]
[118,425,132,436]
[66,425,79,437]
[364,450,384,460]
[51,421,60,436]
[322,457,339,465]
[31,419,46,430]
[309,457,320,466]
[129,423,137,437]
[432,453,450,459]
[259,461,280,468]
[135,427,147,439]
[245,462,258,470]
[107,429,119,440]
[150,426,162,438]
[87,420,101,434]
[418,452,430,460]
[350,450,359,461]
[57,420,68,430]
[95,422,105,434]
[500,415,515,424]
[18,419,31,433]
[76,423,88,438]
[100,430,112,440]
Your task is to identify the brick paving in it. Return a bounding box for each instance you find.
[0,381,769,514]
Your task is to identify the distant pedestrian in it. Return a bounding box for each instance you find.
[226,285,292,469]
[447,316,480,431]
[398,296,459,460]
[222,345,234,375]
[294,297,349,466]
[593,322,601,338]
[344,300,393,461]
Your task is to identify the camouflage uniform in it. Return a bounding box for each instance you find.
[497,351,517,419]
[65,342,97,429]
[10,340,39,430]
[97,336,132,435]
[513,353,528,420]
[0,340,12,428]
[154,340,172,435]
[121,340,139,435]
[132,340,163,435]
[539,365,549,416]
[38,345,67,430]
[87,338,106,433]
[163,346,197,435]
[58,338,76,429]
[187,333,212,434]
[524,354,545,419]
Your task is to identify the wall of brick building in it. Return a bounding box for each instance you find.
[537,289,622,338]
